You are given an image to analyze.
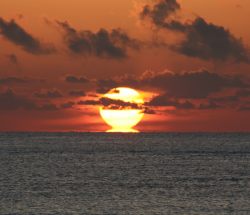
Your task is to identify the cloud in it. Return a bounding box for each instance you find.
[39,103,58,111]
[0,17,55,55]
[147,93,177,106]
[236,89,250,98]
[211,95,239,103]
[148,93,195,109]
[238,102,250,111]
[78,96,156,115]
[60,101,75,109]
[173,17,250,62]
[100,97,142,110]
[176,101,195,109]
[0,89,72,112]
[78,100,100,105]
[96,79,118,93]
[141,70,247,98]
[143,107,156,114]
[140,0,183,30]
[140,1,249,62]
[78,97,146,110]
[99,70,247,99]
[199,101,221,110]
[0,89,36,110]
[57,21,140,59]
[69,90,86,97]
[0,77,27,84]
[65,75,89,84]
[0,77,46,86]
[6,54,18,65]
[78,97,141,109]
[147,92,224,110]
[34,90,63,99]
[239,106,250,111]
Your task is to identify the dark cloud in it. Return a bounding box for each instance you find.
[34,90,63,99]
[142,70,247,98]
[0,17,55,55]
[239,106,250,111]
[0,89,36,110]
[96,79,118,94]
[143,107,156,114]
[77,97,156,114]
[100,97,142,110]
[174,17,249,62]
[78,97,146,111]
[236,89,250,98]
[148,93,195,109]
[65,75,89,84]
[96,77,140,94]
[103,70,247,99]
[96,70,249,105]
[0,77,46,86]
[78,100,100,106]
[78,97,143,110]
[39,103,58,111]
[176,101,195,109]
[211,95,239,103]
[0,77,27,85]
[61,101,75,109]
[91,95,194,114]
[69,90,86,97]
[238,102,250,111]
[140,0,183,30]
[199,101,221,110]
[140,1,249,62]
[0,89,68,112]
[147,92,224,110]
[57,21,140,59]
[148,93,177,106]
[6,54,18,65]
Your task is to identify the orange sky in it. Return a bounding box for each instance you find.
[0,0,250,132]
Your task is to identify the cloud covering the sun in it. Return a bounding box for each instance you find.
[96,70,248,99]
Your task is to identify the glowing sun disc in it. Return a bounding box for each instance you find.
[99,87,144,132]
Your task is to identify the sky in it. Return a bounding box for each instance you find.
[0,0,250,132]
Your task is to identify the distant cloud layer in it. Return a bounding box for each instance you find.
[0,89,36,110]
[69,90,86,97]
[94,68,250,112]
[140,70,247,99]
[0,17,55,55]
[34,90,63,99]
[0,77,27,84]
[0,89,68,111]
[97,70,247,99]
[65,75,89,84]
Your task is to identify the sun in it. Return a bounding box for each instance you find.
[99,87,144,132]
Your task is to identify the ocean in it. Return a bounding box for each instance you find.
[0,132,250,215]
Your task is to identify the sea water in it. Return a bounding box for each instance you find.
[0,133,250,214]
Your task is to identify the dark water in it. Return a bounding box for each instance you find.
[0,133,250,215]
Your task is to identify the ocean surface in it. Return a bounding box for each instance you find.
[0,132,250,215]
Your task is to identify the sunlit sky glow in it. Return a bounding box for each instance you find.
[0,0,250,132]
